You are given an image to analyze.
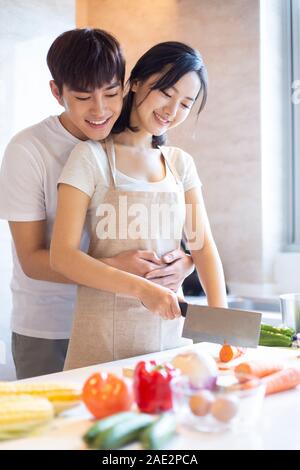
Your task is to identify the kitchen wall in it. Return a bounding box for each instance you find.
[77,0,266,293]
[0,0,75,380]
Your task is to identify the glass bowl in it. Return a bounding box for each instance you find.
[170,373,266,433]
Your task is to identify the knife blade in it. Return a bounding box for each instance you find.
[179,301,262,347]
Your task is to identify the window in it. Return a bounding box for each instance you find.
[287,0,300,250]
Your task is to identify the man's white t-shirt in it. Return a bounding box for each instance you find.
[0,116,90,339]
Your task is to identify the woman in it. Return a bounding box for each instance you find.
[50,41,227,370]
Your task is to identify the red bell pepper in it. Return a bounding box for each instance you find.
[133,360,178,414]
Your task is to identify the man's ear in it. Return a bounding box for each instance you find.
[49,80,64,106]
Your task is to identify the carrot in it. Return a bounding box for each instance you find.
[219,344,235,362]
[219,343,245,363]
[262,368,300,395]
[234,360,284,378]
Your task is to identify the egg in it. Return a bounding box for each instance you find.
[210,396,239,422]
[189,390,215,416]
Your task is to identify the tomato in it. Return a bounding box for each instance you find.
[82,372,133,419]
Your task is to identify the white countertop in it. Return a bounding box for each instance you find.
[1,343,300,450]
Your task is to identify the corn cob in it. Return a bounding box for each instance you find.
[0,382,82,415]
[0,395,54,440]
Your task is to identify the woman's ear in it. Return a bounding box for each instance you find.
[131,80,139,93]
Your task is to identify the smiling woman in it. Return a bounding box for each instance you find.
[129,70,200,142]
[112,41,207,148]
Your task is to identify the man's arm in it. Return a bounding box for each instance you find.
[9,220,164,283]
[9,220,73,283]
[9,220,194,288]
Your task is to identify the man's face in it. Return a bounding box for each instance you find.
[51,79,123,140]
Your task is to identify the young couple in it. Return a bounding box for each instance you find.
[0,28,227,378]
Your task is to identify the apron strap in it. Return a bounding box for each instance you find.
[105,138,181,187]
[158,146,181,185]
[104,137,117,188]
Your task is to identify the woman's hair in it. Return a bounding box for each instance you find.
[112,41,208,148]
[47,28,125,94]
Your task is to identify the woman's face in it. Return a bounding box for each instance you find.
[131,70,201,137]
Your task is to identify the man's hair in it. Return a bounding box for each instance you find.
[47,28,125,94]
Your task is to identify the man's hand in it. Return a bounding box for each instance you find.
[101,248,195,293]
[144,249,195,292]
[101,250,163,277]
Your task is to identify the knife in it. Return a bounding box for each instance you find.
[179,301,262,347]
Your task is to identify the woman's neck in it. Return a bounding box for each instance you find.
[113,128,153,150]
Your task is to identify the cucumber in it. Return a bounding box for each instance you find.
[91,413,155,449]
[259,330,292,347]
[260,324,295,338]
[83,412,137,446]
[140,413,177,450]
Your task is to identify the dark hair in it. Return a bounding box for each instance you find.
[112,41,208,148]
[47,28,125,94]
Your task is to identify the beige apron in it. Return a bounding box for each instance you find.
[64,138,190,370]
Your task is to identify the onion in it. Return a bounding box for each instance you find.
[171,350,218,389]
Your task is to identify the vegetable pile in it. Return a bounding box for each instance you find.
[81,345,300,449]
[82,365,178,449]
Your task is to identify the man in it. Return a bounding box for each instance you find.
[0,28,194,379]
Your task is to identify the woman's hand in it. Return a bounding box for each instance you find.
[138,281,182,320]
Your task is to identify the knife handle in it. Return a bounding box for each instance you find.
[179,301,188,317]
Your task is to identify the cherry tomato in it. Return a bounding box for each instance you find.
[82,371,133,419]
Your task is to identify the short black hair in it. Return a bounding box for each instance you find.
[112,41,208,148]
[47,28,125,94]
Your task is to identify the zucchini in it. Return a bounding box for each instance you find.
[91,413,155,449]
[140,413,177,450]
[83,412,137,446]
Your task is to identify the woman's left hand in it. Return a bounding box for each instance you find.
[144,249,194,292]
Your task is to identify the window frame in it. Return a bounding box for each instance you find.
[286,0,300,251]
